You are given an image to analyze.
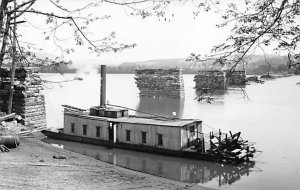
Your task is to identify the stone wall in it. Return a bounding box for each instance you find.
[0,67,46,128]
[226,70,246,85]
[193,70,226,90]
[135,68,184,98]
[194,70,246,90]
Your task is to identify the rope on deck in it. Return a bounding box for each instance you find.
[202,123,217,130]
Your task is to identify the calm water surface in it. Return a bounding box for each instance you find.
[41,74,300,190]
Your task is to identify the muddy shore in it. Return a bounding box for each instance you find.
[0,133,213,190]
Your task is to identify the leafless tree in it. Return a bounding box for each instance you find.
[0,0,179,113]
[188,0,300,71]
[1,0,299,111]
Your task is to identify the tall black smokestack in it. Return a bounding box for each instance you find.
[100,65,106,107]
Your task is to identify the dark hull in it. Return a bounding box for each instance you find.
[41,130,246,164]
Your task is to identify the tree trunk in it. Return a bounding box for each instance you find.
[0,12,10,68]
[0,0,9,30]
[7,0,17,114]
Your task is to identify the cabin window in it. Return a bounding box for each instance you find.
[83,125,87,135]
[126,130,131,141]
[158,134,163,146]
[71,123,75,133]
[99,110,104,117]
[96,126,101,137]
[107,111,111,117]
[141,132,147,144]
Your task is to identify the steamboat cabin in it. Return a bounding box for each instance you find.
[63,106,202,153]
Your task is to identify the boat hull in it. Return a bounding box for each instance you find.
[41,130,249,164]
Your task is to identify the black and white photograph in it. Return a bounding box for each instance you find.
[0,0,299,189]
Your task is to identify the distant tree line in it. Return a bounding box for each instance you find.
[38,54,298,75]
[38,62,296,75]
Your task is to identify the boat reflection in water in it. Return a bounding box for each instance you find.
[42,138,255,187]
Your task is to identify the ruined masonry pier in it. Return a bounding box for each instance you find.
[135,68,184,98]
[0,67,46,128]
[194,71,227,90]
[194,70,246,90]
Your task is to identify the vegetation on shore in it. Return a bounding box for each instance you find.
[37,55,299,75]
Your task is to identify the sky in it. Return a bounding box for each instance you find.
[19,0,233,66]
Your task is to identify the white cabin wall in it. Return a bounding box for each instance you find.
[157,125,181,150]
[64,114,201,151]
[180,123,200,149]
[181,128,186,148]
[117,123,182,151]
[64,115,72,134]
[64,114,110,140]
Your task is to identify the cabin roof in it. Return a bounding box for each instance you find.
[90,106,128,112]
[111,116,201,127]
[64,111,201,127]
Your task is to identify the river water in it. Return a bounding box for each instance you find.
[41,74,300,190]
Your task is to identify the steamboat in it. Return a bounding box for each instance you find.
[42,65,256,164]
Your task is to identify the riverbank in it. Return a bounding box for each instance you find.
[0,132,213,190]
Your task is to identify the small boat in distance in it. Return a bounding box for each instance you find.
[42,65,257,164]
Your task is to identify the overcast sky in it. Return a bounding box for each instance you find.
[19,0,232,65]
